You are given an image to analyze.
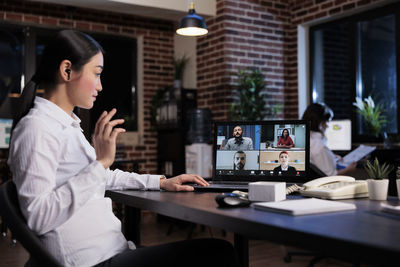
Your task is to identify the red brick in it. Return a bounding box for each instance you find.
[91,23,106,31]
[5,13,23,21]
[24,15,40,24]
[335,0,347,5]
[76,21,90,30]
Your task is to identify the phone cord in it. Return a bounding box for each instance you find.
[286,184,304,195]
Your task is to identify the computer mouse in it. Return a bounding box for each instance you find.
[215,193,251,208]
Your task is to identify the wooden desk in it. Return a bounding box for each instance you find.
[106,190,400,267]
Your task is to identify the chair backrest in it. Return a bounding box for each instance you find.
[0,180,62,267]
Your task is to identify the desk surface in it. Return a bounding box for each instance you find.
[106,190,400,265]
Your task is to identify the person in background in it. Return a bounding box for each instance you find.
[301,103,356,176]
[8,30,239,267]
[276,128,294,148]
[224,125,253,150]
[233,150,246,170]
[273,151,297,176]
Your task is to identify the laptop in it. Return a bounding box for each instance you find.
[193,120,310,192]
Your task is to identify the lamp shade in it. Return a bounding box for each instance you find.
[176,2,208,37]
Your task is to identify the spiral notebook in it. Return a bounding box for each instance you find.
[252,198,356,216]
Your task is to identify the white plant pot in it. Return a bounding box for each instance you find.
[367,179,389,201]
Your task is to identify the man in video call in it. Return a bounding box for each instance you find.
[224,126,253,150]
[233,151,246,170]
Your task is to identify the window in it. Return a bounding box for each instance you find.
[310,3,399,141]
[89,34,137,134]
[0,25,138,139]
[356,15,397,135]
[0,26,24,119]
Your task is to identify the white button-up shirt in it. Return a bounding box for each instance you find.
[310,131,337,176]
[8,97,161,267]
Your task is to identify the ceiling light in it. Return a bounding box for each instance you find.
[176,2,208,37]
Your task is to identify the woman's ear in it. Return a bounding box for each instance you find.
[59,60,72,82]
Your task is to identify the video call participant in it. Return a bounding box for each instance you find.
[233,151,246,170]
[273,151,297,176]
[302,103,356,176]
[224,125,253,150]
[7,30,239,267]
[276,128,294,148]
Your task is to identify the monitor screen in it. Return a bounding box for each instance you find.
[0,118,12,148]
[325,119,351,151]
[213,120,310,183]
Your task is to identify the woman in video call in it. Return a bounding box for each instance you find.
[301,103,356,176]
[7,30,239,267]
[273,151,297,176]
[276,128,294,148]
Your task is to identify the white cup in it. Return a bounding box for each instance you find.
[397,179,400,199]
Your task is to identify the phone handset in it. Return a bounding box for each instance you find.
[302,176,355,190]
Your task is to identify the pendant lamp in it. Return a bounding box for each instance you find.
[176,2,208,37]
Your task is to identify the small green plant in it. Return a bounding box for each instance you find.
[353,96,387,137]
[149,87,169,127]
[173,54,189,80]
[364,157,393,180]
[229,68,280,121]
[396,166,400,179]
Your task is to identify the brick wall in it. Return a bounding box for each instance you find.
[197,0,292,120]
[0,0,174,174]
[197,0,385,121]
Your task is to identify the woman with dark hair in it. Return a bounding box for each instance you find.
[8,30,238,267]
[276,128,294,148]
[301,103,356,176]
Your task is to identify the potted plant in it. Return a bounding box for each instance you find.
[149,86,169,127]
[364,157,393,200]
[353,96,387,138]
[173,54,189,98]
[229,68,281,121]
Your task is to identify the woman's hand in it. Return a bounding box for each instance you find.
[160,174,209,192]
[93,108,125,169]
[337,161,357,175]
[335,154,343,162]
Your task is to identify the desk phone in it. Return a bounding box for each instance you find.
[298,176,369,200]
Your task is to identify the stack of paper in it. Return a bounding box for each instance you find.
[339,144,376,167]
[252,198,356,216]
[381,203,400,215]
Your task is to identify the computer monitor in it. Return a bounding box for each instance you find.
[0,118,13,149]
[213,120,310,183]
[325,119,352,151]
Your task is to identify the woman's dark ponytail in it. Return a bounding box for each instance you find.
[11,76,39,131]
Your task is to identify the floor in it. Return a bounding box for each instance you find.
[0,211,362,267]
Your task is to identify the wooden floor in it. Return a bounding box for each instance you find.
[0,211,361,267]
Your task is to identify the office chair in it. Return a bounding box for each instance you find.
[0,180,63,267]
[1,168,16,245]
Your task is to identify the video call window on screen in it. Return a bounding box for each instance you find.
[215,122,307,178]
